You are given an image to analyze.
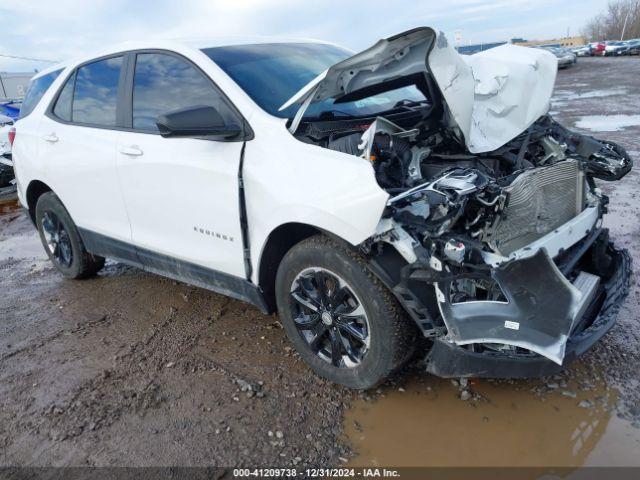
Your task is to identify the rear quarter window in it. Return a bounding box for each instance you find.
[19,69,62,119]
[52,72,75,122]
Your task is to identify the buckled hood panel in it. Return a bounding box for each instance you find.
[281,27,558,154]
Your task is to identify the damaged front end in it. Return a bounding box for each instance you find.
[359,114,632,377]
[284,27,633,378]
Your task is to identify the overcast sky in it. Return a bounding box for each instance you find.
[1,0,608,72]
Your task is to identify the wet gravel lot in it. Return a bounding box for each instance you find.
[0,56,639,469]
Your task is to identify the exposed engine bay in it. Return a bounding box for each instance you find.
[299,106,631,256]
[315,112,631,254]
[294,105,632,371]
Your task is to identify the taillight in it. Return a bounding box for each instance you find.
[8,127,16,147]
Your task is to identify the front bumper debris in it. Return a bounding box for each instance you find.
[425,245,631,378]
[437,248,600,365]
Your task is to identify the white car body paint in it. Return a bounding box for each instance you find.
[242,113,388,284]
[12,38,389,284]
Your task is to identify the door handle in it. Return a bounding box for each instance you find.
[43,133,59,143]
[119,145,144,157]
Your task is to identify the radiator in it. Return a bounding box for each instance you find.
[488,159,585,256]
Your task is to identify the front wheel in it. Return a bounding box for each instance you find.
[275,235,416,389]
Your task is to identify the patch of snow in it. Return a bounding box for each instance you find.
[0,232,47,261]
[574,115,640,132]
[553,88,627,101]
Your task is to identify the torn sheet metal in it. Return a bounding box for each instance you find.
[280,27,558,154]
[461,45,557,152]
[436,249,600,364]
[358,117,418,159]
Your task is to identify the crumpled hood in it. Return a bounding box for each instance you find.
[280,27,558,154]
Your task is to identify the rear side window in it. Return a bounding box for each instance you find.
[19,69,62,119]
[72,56,123,126]
[53,72,75,121]
[132,53,236,132]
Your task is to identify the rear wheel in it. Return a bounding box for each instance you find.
[35,192,105,278]
[275,235,416,389]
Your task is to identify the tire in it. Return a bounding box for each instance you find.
[275,234,416,389]
[35,192,105,279]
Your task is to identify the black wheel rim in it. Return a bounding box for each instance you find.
[290,267,370,368]
[42,211,73,267]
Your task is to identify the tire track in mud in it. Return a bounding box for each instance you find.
[0,314,111,364]
[12,298,238,443]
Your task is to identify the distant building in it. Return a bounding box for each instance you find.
[0,72,33,101]
[512,36,586,48]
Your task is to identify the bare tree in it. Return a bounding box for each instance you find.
[582,0,640,41]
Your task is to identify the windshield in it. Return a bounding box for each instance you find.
[202,43,426,120]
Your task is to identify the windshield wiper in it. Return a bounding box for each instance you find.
[394,99,430,108]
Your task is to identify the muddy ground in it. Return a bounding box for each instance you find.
[0,57,639,470]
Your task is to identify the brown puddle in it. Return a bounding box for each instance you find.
[0,196,20,214]
[344,374,640,468]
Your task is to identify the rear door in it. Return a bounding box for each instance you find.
[38,55,132,244]
[115,51,247,278]
[12,70,62,203]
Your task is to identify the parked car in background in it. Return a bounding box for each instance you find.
[558,46,577,63]
[622,39,640,55]
[573,45,591,57]
[1,100,20,118]
[0,114,15,187]
[540,46,575,68]
[589,41,606,56]
[11,28,633,388]
[0,113,14,156]
[604,41,627,56]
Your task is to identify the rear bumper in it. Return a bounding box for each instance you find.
[425,245,631,378]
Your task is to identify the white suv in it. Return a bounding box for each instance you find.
[13,27,632,388]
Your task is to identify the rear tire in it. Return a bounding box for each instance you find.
[275,235,416,389]
[35,192,105,279]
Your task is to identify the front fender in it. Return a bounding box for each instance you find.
[243,123,389,284]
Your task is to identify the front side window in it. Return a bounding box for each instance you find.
[19,69,62,119]
[132,53,236,132]
[72,56,123,126]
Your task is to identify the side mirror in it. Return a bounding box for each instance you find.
[156,105,242,139]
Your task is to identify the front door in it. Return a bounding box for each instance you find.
[116,51,247,278]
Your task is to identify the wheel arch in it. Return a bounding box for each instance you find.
[25,180,54,224]
[257,222,332,312]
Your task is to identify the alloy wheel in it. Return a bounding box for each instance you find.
[41,211,73,267]
[290,267,370,368]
